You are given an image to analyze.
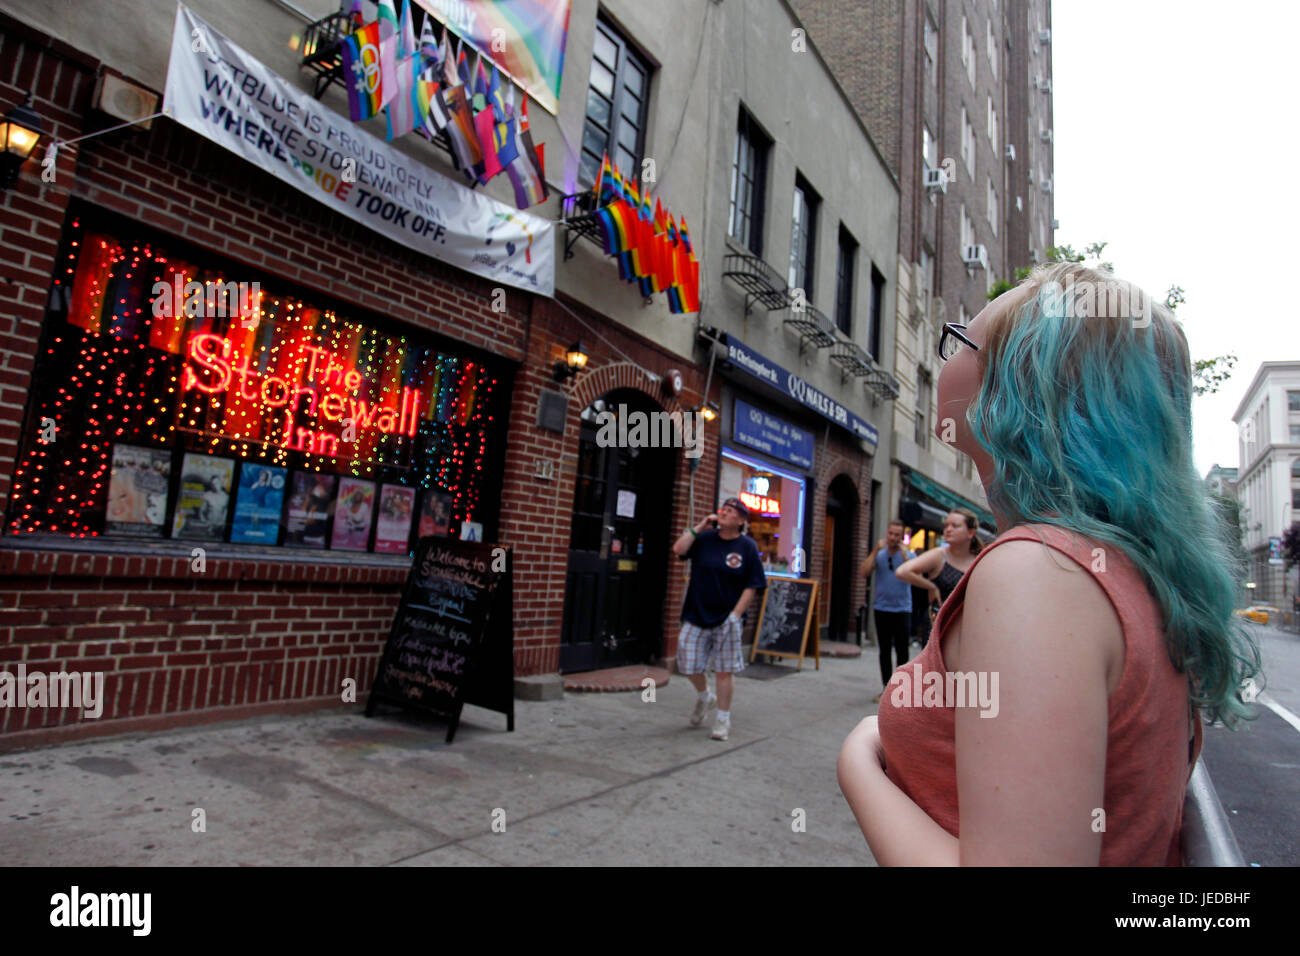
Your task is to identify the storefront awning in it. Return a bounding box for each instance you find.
[902,469,996,531]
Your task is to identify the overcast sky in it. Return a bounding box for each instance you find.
[1052,1,1299,476]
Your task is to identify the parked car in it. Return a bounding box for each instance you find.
[1235,604,1280,624]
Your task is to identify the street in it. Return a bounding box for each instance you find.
[1200,620,1300,866]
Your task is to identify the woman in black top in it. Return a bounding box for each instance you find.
[894,508,983,636]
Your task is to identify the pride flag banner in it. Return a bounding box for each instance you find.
[415,0,571,116]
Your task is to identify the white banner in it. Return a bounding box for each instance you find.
[162,4,554,296]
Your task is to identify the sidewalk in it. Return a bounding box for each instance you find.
[0,652,887,866]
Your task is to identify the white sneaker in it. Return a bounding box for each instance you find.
[711,716,730,741]
[690,693,716,727]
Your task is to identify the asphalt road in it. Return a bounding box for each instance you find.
[1199,620,1300,866]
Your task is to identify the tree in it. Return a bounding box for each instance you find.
[983,240,1236,395]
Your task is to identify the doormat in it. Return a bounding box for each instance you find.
[739,661,801,680]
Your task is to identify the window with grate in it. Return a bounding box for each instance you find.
[789,174,820,301]
[835,226,857,336]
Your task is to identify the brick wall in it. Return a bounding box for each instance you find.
[499,294,718,674]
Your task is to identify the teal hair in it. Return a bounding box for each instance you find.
[969,262,1261,728]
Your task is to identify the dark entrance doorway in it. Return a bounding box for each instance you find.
[560,390,675,673]
[822,474,857,643]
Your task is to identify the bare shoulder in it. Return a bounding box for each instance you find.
[963,539,1123,691]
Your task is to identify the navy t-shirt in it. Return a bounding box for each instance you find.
[679,530,767,628]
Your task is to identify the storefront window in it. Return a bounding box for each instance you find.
[6,211,506,553]
[719,448,806,577]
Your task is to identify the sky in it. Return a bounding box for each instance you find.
[1051,1,1300,476]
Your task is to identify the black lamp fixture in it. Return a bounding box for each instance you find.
[0,92,44,190]
[552,340,589,382]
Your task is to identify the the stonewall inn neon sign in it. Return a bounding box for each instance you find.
[182,332,420,455]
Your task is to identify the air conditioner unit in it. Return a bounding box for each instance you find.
[923,166,948,194]
[1041,178,1053,194]
[1004,143,1016,161]
[93,72,159,130]
[1052,218,1060,230]
[1040,128,1053,143]
[1038,77,1052,93]
[1015,195,1023,211]
[1039,29,1052,44]
[962,244,988,272]
[1028,169,1035,184]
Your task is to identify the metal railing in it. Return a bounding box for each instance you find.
[1181,758,1246,866]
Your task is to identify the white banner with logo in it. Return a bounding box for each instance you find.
[162,4,554,296]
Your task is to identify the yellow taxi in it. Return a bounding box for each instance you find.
[1235,604,1280,624]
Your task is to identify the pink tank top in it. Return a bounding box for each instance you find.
[877,523,1202,866]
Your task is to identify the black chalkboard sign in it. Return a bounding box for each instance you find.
[365,537,515,742]
[750,578,820,669]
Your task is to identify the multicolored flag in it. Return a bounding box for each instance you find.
[383,0,430,140]
[441,83,484,180]
[503,90,547,208]
[375,0,401,109]
[418,10,441,72]
[473,105,503,183]
[440,33,458,87]
[341,21,385,121]
[492,79,519,168]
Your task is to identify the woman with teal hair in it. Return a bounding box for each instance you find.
[837,262,1260,865]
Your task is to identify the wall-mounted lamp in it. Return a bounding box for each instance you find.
[552,340,589,382]
[693,401,719,423]
[1,93,44,190]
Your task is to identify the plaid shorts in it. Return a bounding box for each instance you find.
[677,616,746,675]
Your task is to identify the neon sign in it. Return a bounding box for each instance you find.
[740,491,780,517]
[182,332,419,456]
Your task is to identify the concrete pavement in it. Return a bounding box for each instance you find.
[0,650,887,866]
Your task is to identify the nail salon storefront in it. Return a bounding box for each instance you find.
[712,333,880,644]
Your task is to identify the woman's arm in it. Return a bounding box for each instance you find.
[954,540,1113,865]
[894,547,943,591]
[837,717,960,865]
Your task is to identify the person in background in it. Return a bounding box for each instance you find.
[671,498,767,741]
[861,520,916,703]
[895,508,983,641]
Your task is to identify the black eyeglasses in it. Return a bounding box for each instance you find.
[939,323,980,361]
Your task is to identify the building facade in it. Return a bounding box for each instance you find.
[1231,361,1300,607]
[792,0,1053,571]
[0,0,898,745]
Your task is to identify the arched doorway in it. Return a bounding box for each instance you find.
[559,389,675,672]
[821,474,858,643]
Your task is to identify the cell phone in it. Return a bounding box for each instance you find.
[710,518,719,528]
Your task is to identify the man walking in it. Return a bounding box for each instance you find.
[671,498,767,741]
[862,519,915,703]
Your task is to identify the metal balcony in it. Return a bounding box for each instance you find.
[722,252,789,315]
[829,338,874,383]
[300,10,354,100]
[783,303,838,354]
[864,368,901,401]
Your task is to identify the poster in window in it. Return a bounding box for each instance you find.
[331,477,376,551]
[374,484,415,554]
[417,488,452,539]
[106,444,172,537]
[171,453,235,540]
[459,520,483,542]
[230,463,287,544]
[285,472,337,548]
